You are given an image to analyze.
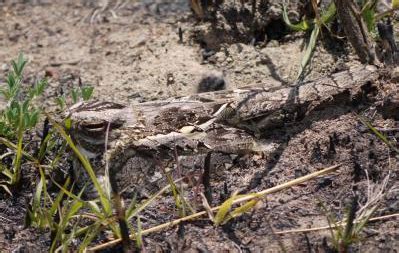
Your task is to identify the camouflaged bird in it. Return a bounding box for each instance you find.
[66,66,379,196]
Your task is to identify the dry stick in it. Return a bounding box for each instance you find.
[275,213,399,235]
[334,0,377,64]
[88,164,341,251]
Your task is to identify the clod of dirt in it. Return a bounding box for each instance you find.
[197,72,226,93]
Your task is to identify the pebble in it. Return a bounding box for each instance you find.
[214,51,226,63]
[197,72,225,93]
[1,63,9,72]
[267,40,279,47]
[44,67,59,79]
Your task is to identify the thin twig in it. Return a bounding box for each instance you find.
[275,213,399,235]
[88,164,341,251]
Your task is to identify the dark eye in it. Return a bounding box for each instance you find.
[77,121,107,138]
[82,101,125,111]
[81,121,107,130]
[78,120,124,136]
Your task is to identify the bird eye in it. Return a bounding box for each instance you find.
[81,121,106,130]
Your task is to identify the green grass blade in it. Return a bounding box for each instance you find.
[51,199,84,252]
[32,168,45,214]
[81,86,94,101]
[319,201,341,247]
[217,193,259,225]
[12,104,25,184]
[282,5,310,31]
[65,201,84,226]
[229,199,258,218]
[214,192,237,226]
[0,137,38,163]
[37,129,53,162]
[135,215,143,250]
[297,25,320,80]
[164,171,194,217]
[49,117,112,214]
[126,177,184,221]
[49,177,70,217]
[62,222,80,253]
[79,222,102,252]
[359,116,399,153]
[362,7,376,33]
[320,2,336,25]
[49,175,105,219]
[125,194,137,221]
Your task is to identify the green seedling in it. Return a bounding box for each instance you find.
[283,1,336,81]
[0,53,47,188]
[163,169,195,217]
[283,0,394,80]
[56,85,94,111]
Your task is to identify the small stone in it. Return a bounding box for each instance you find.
[197,72,225,93]
[267,40,279,47]
[214,51,226,63]
[294,169,303,178]
[1,63,8,72]
[44,67,58,79]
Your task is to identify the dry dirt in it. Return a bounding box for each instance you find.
[0,0,398,252]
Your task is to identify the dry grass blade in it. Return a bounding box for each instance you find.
[201,192,214,222]
[88,164,341,251]
[135,215,143,250]
[190,0,204,19]
[276,172,396,251]
[0,184,12,195]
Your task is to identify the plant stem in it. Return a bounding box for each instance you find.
[12,104,24,185]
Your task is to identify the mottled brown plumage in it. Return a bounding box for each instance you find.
[67,66,379,196]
